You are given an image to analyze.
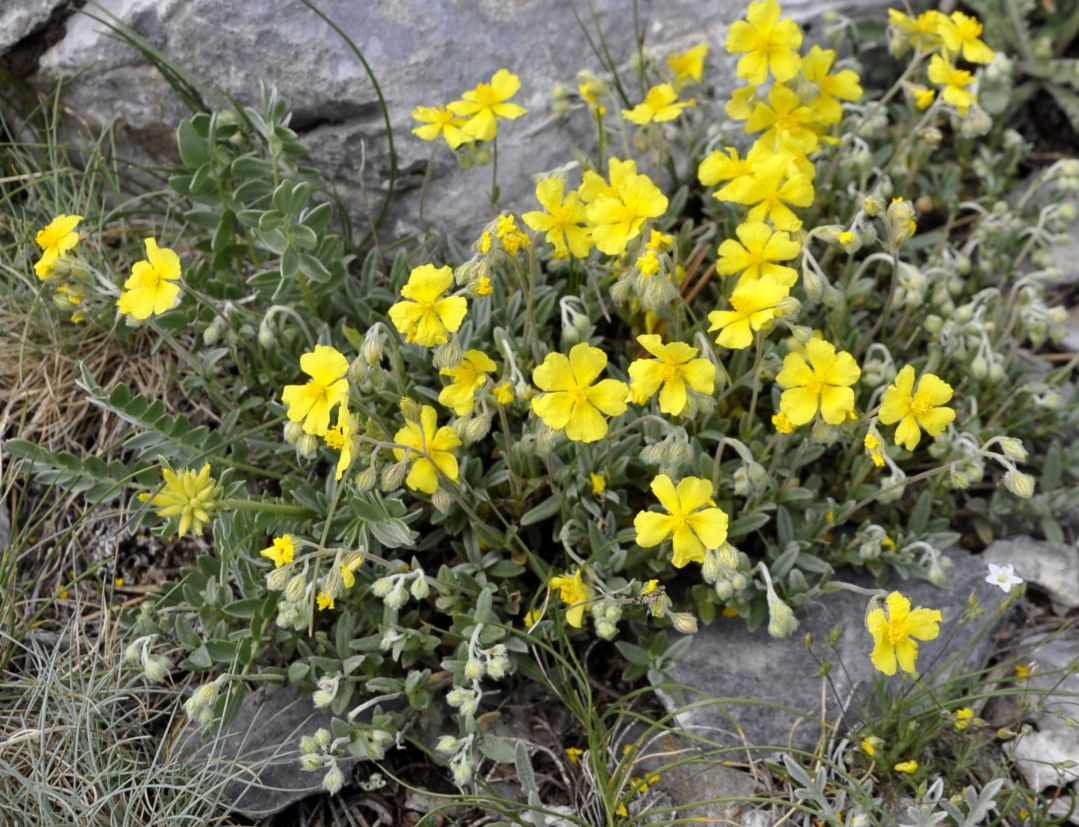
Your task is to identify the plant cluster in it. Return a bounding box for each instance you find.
[7,0,1078,806]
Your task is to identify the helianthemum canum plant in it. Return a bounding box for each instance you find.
[9,0,1078,809]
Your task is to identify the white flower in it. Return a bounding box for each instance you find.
[985,563,1023,593]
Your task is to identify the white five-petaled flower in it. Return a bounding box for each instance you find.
[985,563,1022,594]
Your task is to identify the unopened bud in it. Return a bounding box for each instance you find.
[998,437,1028,463]
[286,573,307,602]
[322,762,344,795]
[670,612,699,634]
[355,465,377,493]
[1004,469,1036,499]
[400,397,423,424]
[284,420,305,445]
[464,657,485,682]
[431,487,454,512]
[380,461,406,491]
[298,433,320,459]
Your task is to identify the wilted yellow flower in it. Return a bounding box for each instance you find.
[495,214,531,255]
[449,69,528,142]
[867,591,942,675]
[861,735,883,756]
[864,430,886,467]
[565,747,585,765]
[912,84,936,110]
[117,237,183,321]
[439,349,497,415]
[325,405,357,480]
[523,177,591,259]
[494,381,514,405]
[590,473,606,494]
[531,342,628,442]
[725,0,803,86]
[776,338,860,426]
[549,569,592,628]
[879,365,956,450]
[772,411,794,433]
[622,83,695,125]
[393,405,461,494]
[281,344,350,436]
[634,474,729,568]
[716,221,800,285]
[800,45,863,126]
[317,591,335,611]
[954,707,975,731]
[340,556,364,589]
[627,334,715,415]
[260,535,296,568]
[582,158,668,256]
[34,214,83,278]
[667,43,709,88]
[893,760,919,774]
[707,273,790,349]
[143,464,217,537]
[388,264,468,347]
[411,105,469,149]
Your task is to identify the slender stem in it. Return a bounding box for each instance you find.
[418,142,438,231]
[220,498,312,517]
[490,137,499,205]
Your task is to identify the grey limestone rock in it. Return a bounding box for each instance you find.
[175,683,360,818]
[15,0,889,236]
[983,535,1079,611]
[659,550,1012,755]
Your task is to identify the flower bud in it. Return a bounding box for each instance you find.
[998,437,1028,463]
[362,328,383,366]
[348,356,368,385]
[300,753,323,771]
[410,575,430,600]
[355,465,377,493]
[436,735,461,754]
[431,487,454,512]
[400,397,423,424]
[298,433,320,459]
[284,420,304,445]
[670,612,699,634]
[257,316,276,349]
[267,566,291,591]
[141,652,172,684]
[322,762,344,794]
[286,573,307,602]
[714,579,734,600]
[453,762,473,786]
[312,675,340,709]
[863,195,884,216]
[1004,469,1036,499]
[595,620,618,639]
[464,657,486,682]
[464,414,492,444]
[433,338,463,370]
[380,461,406,492]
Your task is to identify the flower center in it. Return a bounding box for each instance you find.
[911,396,932,417]
[569,384,591,405]
[805,376,826,396]
[885,621,909,645]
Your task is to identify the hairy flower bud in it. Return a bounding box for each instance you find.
[297,433,320,459]
[380,461,406,492]
[1003,469,1036,499]
[322,762,344,795]
[998,437,1028,463]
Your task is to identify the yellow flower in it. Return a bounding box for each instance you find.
[725,86,760,121]
[117,237,182,320]
[583,158,668,256]
[716,221,800,286]
[707,274,790,349]
[864,431,886,467]
[1015,663,1030,680]
[317,591,335,611]
[449,68,528,142]
[637,249,661,276]
[388,263,468,347]
[531,342,629,443]
[411,105,469,149]
[725,0,803,86]
[745,83,821,154]
[565,747,585,765]
[473,275,493,296]
[912,85,936,110]
[954,707,975,731]
[634,474,729,568]
[940,11,994,64]
[281,344,350,436]
[878,365,956,450]
[260,534,295,568]
[439,349,497,415]
[866,591,942,675]
[927,54,976,116]
[522,177,591,259]
[772,411,794,433]
[393,405,461,495]
[627,334,715,415]
[776,338,860,426]
[326,405,357,480]
[340,556,364,590]
[645,229,673,251]
[144,464,217,537]
[495,214,531,255]
[622,83,695,125]
[667,43,709,89]
[800,45,863,126]
[860,735,883,757]
[893,760,919,774]
[494,381,514,405]
[699,148,745,188]
[715,154,814,232]
[888,9,948,52]
[34,214,83,278]
[590,473,607,494]
[549,569,592,628]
